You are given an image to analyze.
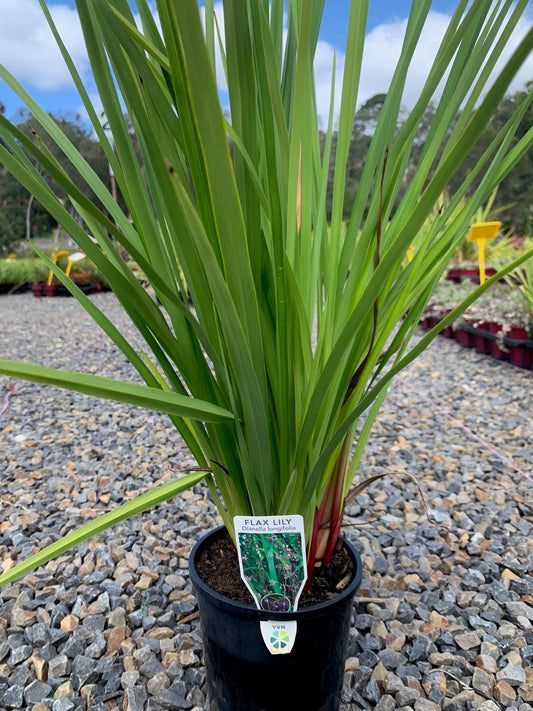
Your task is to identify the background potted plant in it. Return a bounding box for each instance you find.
[421,278,475,335]
[0,256,48,294]
[459,282,529,357]
[0,1,533,709]
[56,254,110,294]
[423,278,533,366]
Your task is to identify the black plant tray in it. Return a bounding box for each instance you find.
[419,318,533,370]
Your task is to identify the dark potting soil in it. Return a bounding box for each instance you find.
[194,529,356,607]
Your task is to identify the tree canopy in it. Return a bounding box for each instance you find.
[0,113,111,251]
[328,84,533,232]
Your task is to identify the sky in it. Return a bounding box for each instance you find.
[0,0,532,128]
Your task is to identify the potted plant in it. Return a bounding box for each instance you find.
[0,257,27,294]
[56,254,110,294]
[452,281,532,365]
[0,1,532,709]
[488,296,532,367]
[454,282,501,350]
[0,257,48,294]
[421,278,475,336]
[484,236,533,365]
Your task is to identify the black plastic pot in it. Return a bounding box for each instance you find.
[189,526,363,711]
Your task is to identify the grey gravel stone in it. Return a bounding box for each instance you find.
[140,656,167,678]
[72,655,98,686]
[375,694,395,711]
[506,602,533,621]
[49,654,71,678]
[496,664,527,687]
[408,643,426,663]
[396,686,420,706]
[0,684,24,709]
[362,678,381,703]
[378,648,399,669]
[478,702,501,711]
[10,644,32,664]
[442,702,463,711]
[414,700,440,711]
[10,665,31,687]
[121,671,140,689]
[355,614,376,631]
[354,665,373,686]
[472,667,494,697]
[62,635,87,658]
[52,699,75,711]
[24,680,53,704]
[382,672,404,694]
[124,686,149,711]
[373,557,390,574]
[25,622,51,646]
[156,680,194,710]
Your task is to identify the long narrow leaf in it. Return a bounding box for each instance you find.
[0,359,233,423]
[0,471,206,587]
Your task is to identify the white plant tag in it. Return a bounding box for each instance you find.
[260,620,297,654]
[234,515,307,655]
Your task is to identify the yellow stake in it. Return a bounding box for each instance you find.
[467,222,501,284]
[47,250,70,286]
[65,252,85,278]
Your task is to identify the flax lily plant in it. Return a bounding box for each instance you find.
[0,0,532,588]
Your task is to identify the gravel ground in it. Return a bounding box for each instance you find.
[0,291,531,711]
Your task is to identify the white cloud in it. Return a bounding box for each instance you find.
[358,13,450,110]
[0,0,89,90]
[314,7,533,127]
[314,39,343,128]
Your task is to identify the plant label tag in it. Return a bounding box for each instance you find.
[260,620,297,655]
[234,515,307,613]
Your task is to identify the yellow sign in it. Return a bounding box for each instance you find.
[467,221,501,284]
[467,222,501,242]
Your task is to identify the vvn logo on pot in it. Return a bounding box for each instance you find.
[270,627,291,650]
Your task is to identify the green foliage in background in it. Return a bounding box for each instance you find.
[0,258,48,287]
[0,114,113,251]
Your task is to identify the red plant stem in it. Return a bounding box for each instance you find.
[305,469,338,592]
[305,434,352,592]
[323,436,350,565]
[315,473,335,560]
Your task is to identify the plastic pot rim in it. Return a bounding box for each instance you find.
[189,524,363,621]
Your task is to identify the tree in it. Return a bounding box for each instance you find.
[329,86,533,233]
[442,84,533,233]
[0,112,112,251]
